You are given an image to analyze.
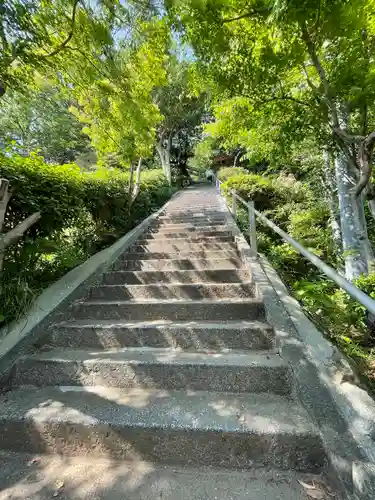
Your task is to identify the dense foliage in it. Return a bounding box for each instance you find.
[0,1,204,327]
[220,170,375,388]
[0,152,171,325]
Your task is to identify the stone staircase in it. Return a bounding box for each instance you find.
[0,185,327,496]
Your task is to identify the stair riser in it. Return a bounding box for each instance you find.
[161,209,224,214]
[121,251,239,260]
[151,221,227,228]
[71,301,266,321]
[144,231,233,239]
[102,269,251,285]
[0,420,325,471]
[89,284,256,301]
[115,259,242,271]
[147,227,232,236]
[157,217,227,224]
[49,325,275,350]
[148,223,232,234]
[13,360,291,394]
[131,242,237,252]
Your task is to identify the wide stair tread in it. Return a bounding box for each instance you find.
[0,454,322,500]
[101,268,251,284]
[89,282,256,300]
[0,386,324,470]
[122,251,240,260]
[117,258,243,270]
[71,298,266,321]
[50,319,275,350]
[13,347,290,394]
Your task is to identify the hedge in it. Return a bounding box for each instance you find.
[0,152,173,326]
[217,167,247,182]
[219,167,375,390]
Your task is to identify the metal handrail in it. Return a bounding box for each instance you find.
[213,174,375,316]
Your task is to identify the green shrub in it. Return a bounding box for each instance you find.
[0,152,172,326]
[221,173,308,212]
[0,152,86,237]
[221,167,375,390]
[218,167,247,181]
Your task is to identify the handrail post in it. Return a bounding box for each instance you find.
[231,190,237,216]
[248,201,257,255]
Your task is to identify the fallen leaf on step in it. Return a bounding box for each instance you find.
[52,480,64,497]
[298,480,316,490]
[306,490,325,499]
[298,480,326,499]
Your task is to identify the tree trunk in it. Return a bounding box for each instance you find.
[131,158,142,203]
[156,136,172,186]
[0,212,41,271]
[335,150,368,280]
[165,131,173,186]
[234,150,242,168]
[323,149,342,253]
[0,179,11,233]
[128,161,135,200]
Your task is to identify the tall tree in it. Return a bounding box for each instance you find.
[61,17,169,201]
[167,0,375,280]
[154,59,206,184]
[0,85,90,162]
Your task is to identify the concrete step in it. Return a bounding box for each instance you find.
[49,320,275,350]
[146,226,233,240]
[131,241,237,253]
[0,453,327,500]
[152,220,227,227]
[157,216,227,224]
[101,269,251,284]
[71,298,266,321]
[89,283,256,301]
[147,225,232,233]
[116,258,242,271]
[122,251,239,260]
[13,348,291,394]
[0,386,325,470]
[142,232,234,241]
[161,209,225,215]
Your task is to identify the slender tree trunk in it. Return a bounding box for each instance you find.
[0,178,41,271]
[156,142,170,185]
[0,179,11,233]
[335,151,368,280]
[156,134,172,186]
[357,192,374,268]
[368,195,375,221]
[233,150,242,168]
[131,158,142,202]
[164,131,173,186]
[323,149,342,253]
[128,161,135,201]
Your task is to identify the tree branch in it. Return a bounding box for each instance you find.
[333,128,364,145]
[222,7,269,23]
[355,131,375,197]
[0,212,41,251]
[0,179,12,233]
[300,21,339,127]
[44,0,80,57]
[258,95,311,108]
